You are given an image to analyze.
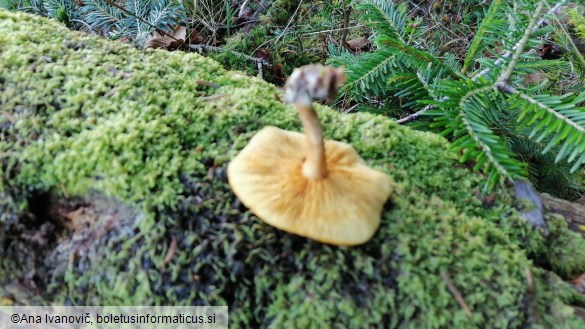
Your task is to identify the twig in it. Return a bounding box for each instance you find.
[272,0,303,44]
[548,7,585,72]
[238,0,250,17]
[341,8,350,48]
[60,183,69,199]
[395,104,433,124]
[301,25,365,36]
[257,61,263,79]
[525,267,535,294]
[70,19,97,35]
[196,80,220,88]
[472,0,567,82]
[218,19,262,29]
[188,44,272,68]
[441,272,473,318]
[344,104,360,114]
[200,94,227,101]
[242,0,272,33]
[161,237,178,268]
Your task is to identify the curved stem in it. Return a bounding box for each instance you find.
[296,103,328,179]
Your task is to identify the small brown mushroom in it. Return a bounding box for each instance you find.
[228,65,393,246]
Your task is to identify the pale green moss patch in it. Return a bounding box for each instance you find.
[1,9,585,328]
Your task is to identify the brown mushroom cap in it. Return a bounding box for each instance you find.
[228,126,393,246]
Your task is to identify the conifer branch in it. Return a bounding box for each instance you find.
[498,1,544,84]
[472,0,567,82]
[103,0,179,41]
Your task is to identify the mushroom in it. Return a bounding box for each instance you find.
[227,65,393,246]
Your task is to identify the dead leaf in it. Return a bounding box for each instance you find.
[117,36,131,44]
[254,48,270,61]
[145,26,187,50]
[56,206,98,232]
[272,63,285,84]
[189,29,204,44]
[346,37,369,51]
[523,72,548,85]
[572,273,585,293]
[442,14,451,25]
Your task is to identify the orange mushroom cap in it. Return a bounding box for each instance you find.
[228,65,393,245]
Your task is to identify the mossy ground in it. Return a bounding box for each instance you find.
[1,10,585,328]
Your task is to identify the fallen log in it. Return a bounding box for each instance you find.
[540,193,585,234]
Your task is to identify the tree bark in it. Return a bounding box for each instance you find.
[540,193,585,233]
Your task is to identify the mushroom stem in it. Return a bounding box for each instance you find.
[296,103,328,180]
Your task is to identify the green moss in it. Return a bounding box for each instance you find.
[524,214,585,279]
[1,9,584,328]
[577,169,585,188]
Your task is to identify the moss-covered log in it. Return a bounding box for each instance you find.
[1,9,585,328]
[541,193,585,227]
